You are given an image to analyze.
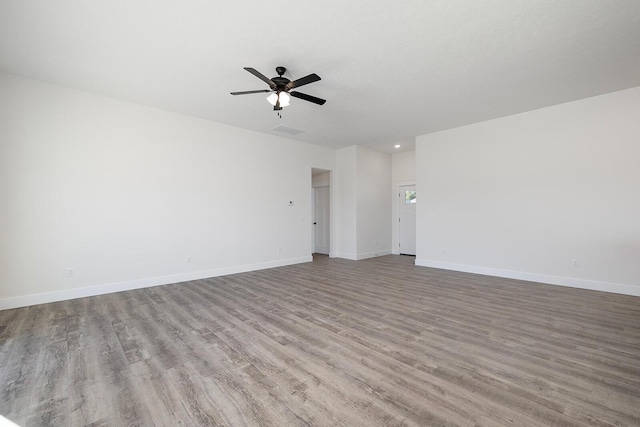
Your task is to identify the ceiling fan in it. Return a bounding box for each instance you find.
[230,66,326,112]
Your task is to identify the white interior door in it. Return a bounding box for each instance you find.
[314,186,330,254]
[398,185,416,255]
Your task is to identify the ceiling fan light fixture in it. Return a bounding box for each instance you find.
[266,92,278,106]
[266,91,291,107]
[279,91,290,107]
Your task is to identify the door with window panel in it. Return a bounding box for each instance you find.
[399,185,416,255]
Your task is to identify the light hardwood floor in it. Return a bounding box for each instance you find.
[1,255,639,426]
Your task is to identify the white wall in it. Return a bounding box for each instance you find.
[0,73,335,309]
[334,146,391,260]
[334,146,357,259]
[312,171,330,188]
[416,86,640,296]
[356,146,391,258]
[391,149,416,254]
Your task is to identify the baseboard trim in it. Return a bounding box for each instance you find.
[335,250,392,261]
[0,256,313,310]
[334,252,357,260]
[415,258,640,297]
[355,250,392,260]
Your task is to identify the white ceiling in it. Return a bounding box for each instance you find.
[1,1,639,153]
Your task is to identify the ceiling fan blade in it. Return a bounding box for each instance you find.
[230,89,272,95]
[244,67,277,90]
[290,91,326,105]
[286,73,321,90]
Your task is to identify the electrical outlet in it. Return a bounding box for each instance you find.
[186,256,191,264]
[67,268,74,277]
[572,259,579,268]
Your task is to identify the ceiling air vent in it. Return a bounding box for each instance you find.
[271,125,305,136]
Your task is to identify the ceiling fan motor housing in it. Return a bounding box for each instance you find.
[271,77,290,91]
[272,67,291,91]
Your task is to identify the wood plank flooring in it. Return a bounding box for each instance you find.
[1,255,639,426]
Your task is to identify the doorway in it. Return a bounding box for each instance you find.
[312,169,331,255]
[398,184,416,255]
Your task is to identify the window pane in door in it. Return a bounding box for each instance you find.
[405,190,416,204]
